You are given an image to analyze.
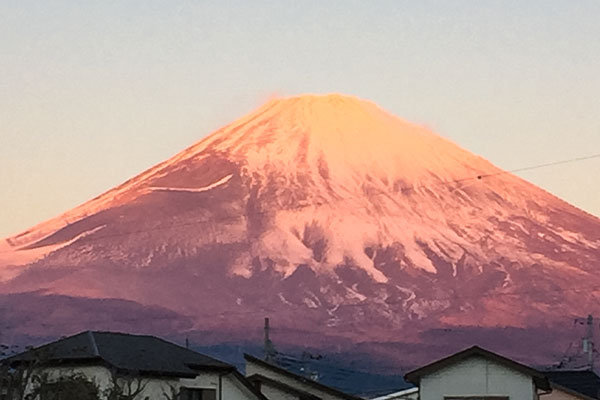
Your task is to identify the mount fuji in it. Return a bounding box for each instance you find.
[2,94,599,367]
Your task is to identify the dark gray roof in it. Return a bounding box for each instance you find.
[244,354,363,400]
[546,371,600,399]
[5,331,233,377]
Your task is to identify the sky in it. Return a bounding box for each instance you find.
[1,0,599,237]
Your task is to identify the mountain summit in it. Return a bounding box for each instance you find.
[2,94,599,362]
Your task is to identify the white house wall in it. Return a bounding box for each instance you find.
[420,357,536,400]
[25,366,256,400]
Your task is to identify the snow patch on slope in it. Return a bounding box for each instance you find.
[5,93,596,289]
[147,174,233,193]
[0,225,106,280]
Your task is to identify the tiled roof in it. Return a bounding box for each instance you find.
[5,331,232,377]
[244,354,363,400]
[546,371,600,399]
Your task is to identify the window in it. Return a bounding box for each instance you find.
[179,388,217,400]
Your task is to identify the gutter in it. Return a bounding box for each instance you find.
[219,372,223,400]
[217,369,235,400]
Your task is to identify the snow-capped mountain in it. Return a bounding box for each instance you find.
[2,94,599,363]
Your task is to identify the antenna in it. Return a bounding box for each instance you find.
[301,351,322,381]
[264,317,277,363]
[583,314,595,370]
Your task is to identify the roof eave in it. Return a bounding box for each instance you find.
[230,370,271,400]
[244,354,362,400]
[186,363,235,372]
[247,373,322,400]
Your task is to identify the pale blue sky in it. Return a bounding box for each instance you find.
[1,0,599,237]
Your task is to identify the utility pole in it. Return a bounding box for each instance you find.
[555,315,597,371]
[264,317,276,363]
[583,314,595,371]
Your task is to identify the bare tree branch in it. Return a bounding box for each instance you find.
[162,382,180,400]
[105,368,149,400]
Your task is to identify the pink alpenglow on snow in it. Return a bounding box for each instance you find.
[1,94,599,365]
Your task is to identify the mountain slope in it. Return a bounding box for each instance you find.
[1,94,599,356]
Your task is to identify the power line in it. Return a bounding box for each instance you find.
[508,153,600,174]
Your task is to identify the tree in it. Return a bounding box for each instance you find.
[161,383,180,400]
[0,346,53,400]
[31,374,101,400]
[103,368,148,400]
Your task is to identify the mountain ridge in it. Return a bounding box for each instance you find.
[1,93,599,364]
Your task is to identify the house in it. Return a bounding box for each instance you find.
[544,371,600,400]
[0,331,267,400]
[244,354,363,400]
[404,346,551,400]
[375,351,600,400]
